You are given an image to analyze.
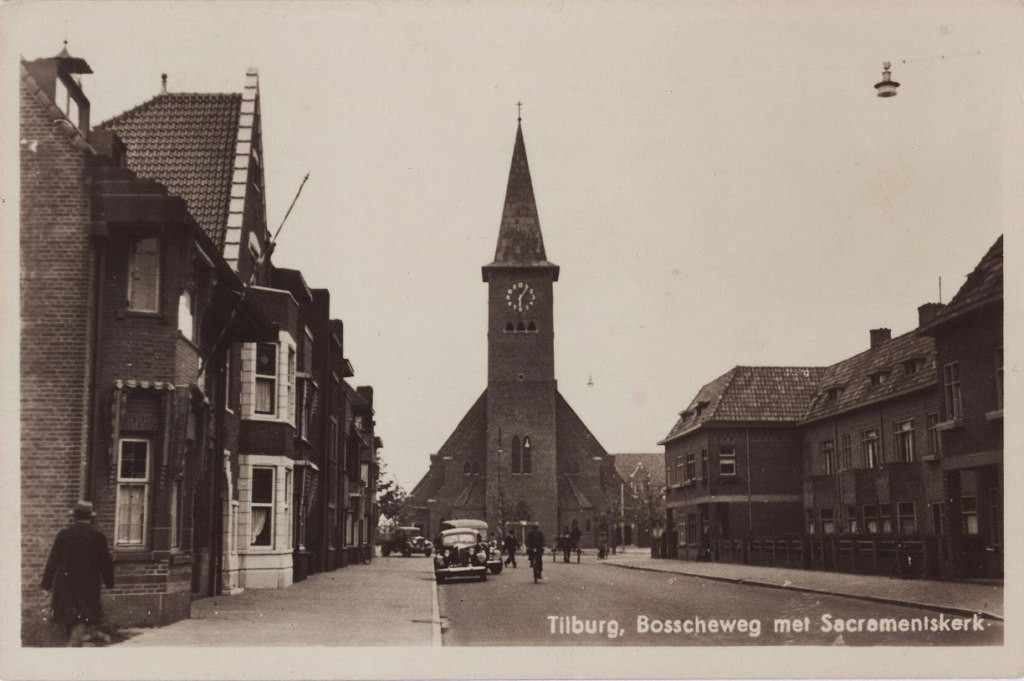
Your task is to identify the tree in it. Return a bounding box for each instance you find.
[628,479,665,547]
[376,462,409,529]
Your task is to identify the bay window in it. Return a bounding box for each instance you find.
[255,343,278,415]
[116,438,150,547]
[251,467,275,547]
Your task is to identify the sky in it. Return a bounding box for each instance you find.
[4,1,1020,493]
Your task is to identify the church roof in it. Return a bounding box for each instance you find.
[482,122,559,281]
[919,235,1003,333]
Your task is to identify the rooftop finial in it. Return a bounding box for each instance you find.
[161,73,168,94]
[516,100,522,122]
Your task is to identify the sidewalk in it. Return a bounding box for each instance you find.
[117,555,438,646]
[601,553,1004,620]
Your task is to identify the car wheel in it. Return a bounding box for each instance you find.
[382,547,391,557]
[402,547,412,557]
[490,564,503,575]
[424,549,432,557]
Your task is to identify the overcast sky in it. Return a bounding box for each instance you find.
[6,1,1020,492]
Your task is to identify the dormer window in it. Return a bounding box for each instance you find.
[903,358,925,376]
[825,387,844,402]
[694,401,709,418]
[869,370,891,387]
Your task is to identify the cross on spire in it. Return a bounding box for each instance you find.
[516,101,522,122]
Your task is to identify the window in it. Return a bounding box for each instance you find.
[879,503,892,533]
[861,429,879,468]
[511,436,521,474]
[287,348,296,423]
[995,347,1004,410]
[522,436,532,474]
[116,439,150,546]
[869,371,890,387]
[719,446,736,476]
[296,378,316,440]
[527,321,537,332]
[894,420,915,463]
[224,352,233,412]
[505,322,514,333]
[686,514,698,544]
[903,358,923,376]
[863,505,878,534]
[961,496,978,535]
[897,501,916,534]
[285,469,293,549]
[251,467,275,547]
[841,434,852,470]
[463,461,472,475]
[169,478,182,549]
[919,414,937,460]
[820,440,835,475]
[178,288,195,341]
[845,505,859,533]
[931,502,946,535]
[255,343,277,414]
[820,509,835,535]
[805,510,816,535]
[943,362,962,420]
[516,322,526,333]
[826,387,843,402]
[127,238,160,312]
[700,449,708,480]
[685,453,696,481]
[674,454,684,485]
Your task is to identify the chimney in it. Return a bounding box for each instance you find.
[918,302,945,327]
[869,328,891,349]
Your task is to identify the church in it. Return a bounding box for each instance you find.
[408,121,622,548]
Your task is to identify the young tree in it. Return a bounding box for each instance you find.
[376,462,409,530]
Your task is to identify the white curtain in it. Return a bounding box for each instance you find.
[251,507,269,544]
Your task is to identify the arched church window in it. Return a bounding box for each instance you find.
[511,436,521,474]
[505,322,514,333]
[527,321,537,332]
[472,461,480,475]
[516,322,526,333]
[463,462,472,476]
[522,436,532,474]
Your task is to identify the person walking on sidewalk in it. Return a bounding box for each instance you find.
[525,523,546,582]
[503,531,520,568]
[41,501,115,647]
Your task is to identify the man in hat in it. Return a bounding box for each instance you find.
[525,522,545,582]
[41,501,115,646]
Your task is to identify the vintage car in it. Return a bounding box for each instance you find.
[381,526,431,557]
[433,528,494,583]
[438,519,503,574]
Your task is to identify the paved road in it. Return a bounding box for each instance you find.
[437,556,1003,646]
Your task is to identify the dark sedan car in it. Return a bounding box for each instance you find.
[433,528,494,583]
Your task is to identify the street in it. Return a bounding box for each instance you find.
[437,555,1003,646]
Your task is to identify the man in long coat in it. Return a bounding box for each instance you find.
[503,531,520,568]
[41,501,115,646]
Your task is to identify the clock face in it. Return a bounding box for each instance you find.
[506,282,536,312]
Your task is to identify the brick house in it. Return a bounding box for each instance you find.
[407,122,622,547]
[918,236,1003,579]
[658,367,825,560]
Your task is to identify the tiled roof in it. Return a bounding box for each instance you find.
[802,331,936,423]
[97,93,242,248]
[610,453,665,488]
[484,123,558,271]
[558,477,595,509]
[930,236,1003,325]
[660,366,826,443]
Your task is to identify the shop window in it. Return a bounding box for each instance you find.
[255,343,278,414]
[116,438,150,547]
[894,420,915,463]
[897,501,916,534]
[943,362,962,420]
[863,505,878,534]
[961,496,978,535]
[861,430,879,468]
[820,440,835,475]
[879,503,892,533]
[522,437,532,474]
[251,467,275,547]
[820,509,835,535]
[127,237,161,312]
[719,446,736,476]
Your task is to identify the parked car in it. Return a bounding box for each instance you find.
[381,526,429,557]
[438,519,503,574]
[433,528,494,583]
[409,536,434,556]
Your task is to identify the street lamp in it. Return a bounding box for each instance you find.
[875,62,900,98]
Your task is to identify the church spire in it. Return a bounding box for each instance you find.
[482,119,559,281]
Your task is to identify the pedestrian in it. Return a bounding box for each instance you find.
[503,530,520,568]
[525,522,546,581]
[569,525,582,563]
[40,501,115,647]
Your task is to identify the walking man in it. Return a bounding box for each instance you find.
[503,530,520,568]
[525,522,546,582]
[41,501,115,646]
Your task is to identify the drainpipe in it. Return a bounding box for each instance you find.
[85,236,107,501]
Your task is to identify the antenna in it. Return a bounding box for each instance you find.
[939,276,942,304]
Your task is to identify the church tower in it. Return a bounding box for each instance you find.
[482,122,560,534]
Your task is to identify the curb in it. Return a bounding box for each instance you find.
[431,572,442,647]
[601,561,1004,622]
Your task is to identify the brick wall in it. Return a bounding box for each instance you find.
[20,76,95,644]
